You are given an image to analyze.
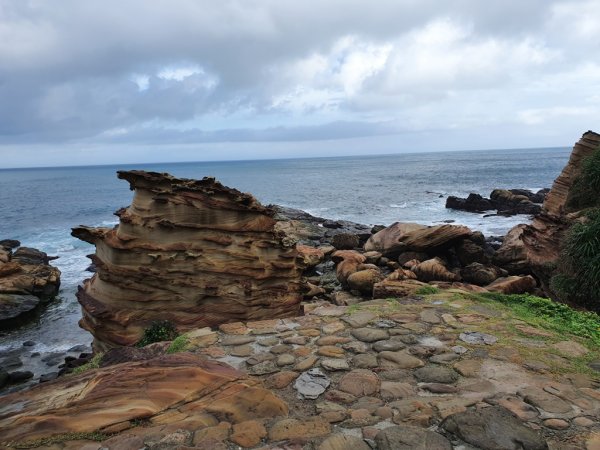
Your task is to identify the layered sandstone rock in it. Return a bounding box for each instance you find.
[72,171,303,351]
[364,222,472,258]
[0,244,61,323]
[0,353,288,443]
[495,131,600,292]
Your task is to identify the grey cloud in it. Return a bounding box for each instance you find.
[0,0,598,166]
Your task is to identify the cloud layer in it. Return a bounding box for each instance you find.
[0,0,599,166]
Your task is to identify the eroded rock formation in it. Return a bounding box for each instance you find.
[72,171,303,351]
[495,130,600,293]
[0,353,288,443]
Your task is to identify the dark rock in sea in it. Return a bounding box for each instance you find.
[39,372,58,383]
[323,219,343,229]
[7,370,34,384]
[446,193,494,212]
[41,352,65,367]
[490,189,542,215]
[68,344,90,353]
[1,355,23,370]
[22,340,36,347]
[0,239,20,249]
[0,294,41,322]
[30,352,40,357]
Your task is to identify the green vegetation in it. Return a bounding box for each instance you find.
[71,352,104,375]
[12,431,111,448]
[472,292,600,346]
[136,320,179,347]
[551,208,600,311]
[415,285,441,295]
[166,334,190,353]
[565,147,600,210]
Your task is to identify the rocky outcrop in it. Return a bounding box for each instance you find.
[364,223,471,258]
[495,131,600,293]
[0,242,61,325]
[72,171,303,351]
[0,353,288,443]
[446,189,547,216]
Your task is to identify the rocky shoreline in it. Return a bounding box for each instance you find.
[0,131,599,449]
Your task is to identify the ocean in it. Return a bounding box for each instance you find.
[0,147,570,374]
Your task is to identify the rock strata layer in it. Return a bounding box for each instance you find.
[72,171,303,351]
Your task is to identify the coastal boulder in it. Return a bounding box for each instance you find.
[332,233,360,250]
[0,244,61,324]
[332,250,366,286]
[486,275,536,294]
[0,353,288,444]
[347,269,383,295]
[72,171,303,351]
[461,263,506,286]
[364,222,472,258]
[413,258,460,282]
[446,193,494,213]
[490,189,542,215]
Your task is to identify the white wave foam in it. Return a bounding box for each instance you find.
[389,203,407,208]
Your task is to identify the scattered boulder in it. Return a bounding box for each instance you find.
[413,258,460,282]
[446,193,494,213]
[461,263,506,286]
[332,233,360,250]
[490,189,542,215]
[486,275,536,294]
[373,279,429,298]
[332,250,366,286]
[365,223,471,257]
[347,269,383,295]
[455,239,488,266]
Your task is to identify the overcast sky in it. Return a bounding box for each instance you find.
[0,0,598,168]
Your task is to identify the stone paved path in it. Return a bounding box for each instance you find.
[38,290,600,449]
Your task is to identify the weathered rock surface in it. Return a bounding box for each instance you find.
[495,131,600,294]
[0,353,288,443]
[413,257,460,282]
[72,171,303,350]
[364,222,472,257]
[0,244,61,324]
[486,275,537,294]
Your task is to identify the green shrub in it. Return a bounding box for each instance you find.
[71,352,104,375]
[415,286,441,295]
[551,208,600,310]
[136,320,179,347]
[166,334,189,353]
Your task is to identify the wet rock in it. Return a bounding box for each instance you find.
[22,340,36,347]
[446,193,494,213]
[0,369,8,388]
[459,331,498,345]
[7,370,33,383]
[294,368,331,399]
[442,406,547,450]
[39,372,58,383]
[1,356,23,370]
[375,425,452,450]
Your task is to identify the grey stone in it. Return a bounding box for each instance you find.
[351,328,389,343]
[318,434,370,450]
[342,311,377,328]
[459,331,497,345]
[7,370,33,383]
[375,425,452,450]
[321,358,350,371]
[220,335,256,346]
[429,353,460,364]
[442,406,547,450]
[414,365,458,384]
[247,360,279,375]
[294,368,331,399]
[39,372,58,383]
[373,340,406,352]
[352,354,378,368]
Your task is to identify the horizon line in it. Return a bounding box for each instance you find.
[0,144,570,171]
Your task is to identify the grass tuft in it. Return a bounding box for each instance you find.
[415,285,441,295]
[71,352,104,375]
[166,334,189,353]
[136,320,179,347]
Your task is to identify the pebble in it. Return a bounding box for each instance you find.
[321,358,350,371]
[294,368,331,399]
[351,328,390,343]
[459,331,498,345]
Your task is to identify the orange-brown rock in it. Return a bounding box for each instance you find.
[372,279,429,298]
[297,244,325,268]
[486,275,537,295]
[347,269,384,295]
[0,353,288,444]
[413,258,460,282]
[364,222,472,257]
[331,250,366,286]
[494,131,600,293]
[0,246,61,323]
[72,171,303,351]
[386,268,418,281]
